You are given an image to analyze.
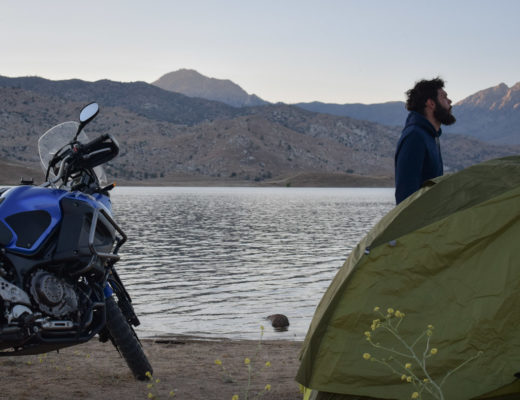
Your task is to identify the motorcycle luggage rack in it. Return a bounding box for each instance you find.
[88,207,127,259]
[72,208,127,277]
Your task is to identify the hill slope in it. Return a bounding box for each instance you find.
[296,83,520,145]
[0,75,241,125]
[445,82,520,144]
[0,78,517,186]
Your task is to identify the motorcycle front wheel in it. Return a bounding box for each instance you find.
[105,296,153,380]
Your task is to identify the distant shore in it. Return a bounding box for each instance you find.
[0,159,393,188]
[114,172,394,188]
[1,336,304,400]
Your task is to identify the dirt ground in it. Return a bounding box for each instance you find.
[0,336,304,400]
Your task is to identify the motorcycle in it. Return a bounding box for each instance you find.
[0,102,153,380]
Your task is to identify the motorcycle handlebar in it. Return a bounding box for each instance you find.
[80,134,110,154]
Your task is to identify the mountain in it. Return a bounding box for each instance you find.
[295,101,407,127]
[0,76,516,186]
[444,82,520,145]
[0,75,241,125]
[152,69,269,108]
[295,82,520,145]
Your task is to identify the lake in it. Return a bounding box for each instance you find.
[110,187,395,341]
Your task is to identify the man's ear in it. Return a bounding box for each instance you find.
[425,98,436,112]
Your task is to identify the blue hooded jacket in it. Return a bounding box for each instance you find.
[394,111,443,204]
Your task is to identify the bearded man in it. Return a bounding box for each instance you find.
[394,77,456,204]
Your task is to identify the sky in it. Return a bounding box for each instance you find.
[1,0,519,104]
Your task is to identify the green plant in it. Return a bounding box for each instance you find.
[215,326,272,400]
[144,371,175,399]
[362,307,482,400]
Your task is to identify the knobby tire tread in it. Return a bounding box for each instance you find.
[105,296,153,380]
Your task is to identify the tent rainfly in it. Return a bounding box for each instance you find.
[296,156,520,400]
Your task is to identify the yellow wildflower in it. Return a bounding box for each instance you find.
[363,353,371,360]
[244,358,251,365]
[430,348,438,355]
[395,310,405,318]
[423,378,429,383]
[387,308,395,315]
[405,363,412,369]
[169,391,175,397]
[364,331,371,338]
[373,306,380,312]
[155,378,160,383]
[215,359,222,365]
[260,325,265,331]
[148,393,154,399]
[265,384,271,391]
[426,329,433,337]
[428,324,434,330]
[265,361,271,367]
[145,371,153,379]
[406,376,413,383]
[147,383,153,389]
[232,395,239,400]
[371,319,380,331]
[411,392,419,399]
[401,374,407,381]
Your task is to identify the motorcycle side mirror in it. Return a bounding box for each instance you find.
[75,102,100,140]
[80,102,99,123]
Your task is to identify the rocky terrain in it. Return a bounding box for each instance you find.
[446,82,520,144]
[0,75,518,186]
[297,82,520,145]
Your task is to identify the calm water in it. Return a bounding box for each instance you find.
[110,187,394,341]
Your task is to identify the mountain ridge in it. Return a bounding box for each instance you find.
[296,82,520,145]
[152,69,269,108]
[0,75,517,186]
[444,82,520,144]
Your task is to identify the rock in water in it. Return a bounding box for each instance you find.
[266,314,289,329]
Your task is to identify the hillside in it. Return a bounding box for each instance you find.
[445,82,520,144]
[0,77,517,186]
[0,158,42,185]
[0,75,242,125]
[295,101,407,127]
[296,83,520,145]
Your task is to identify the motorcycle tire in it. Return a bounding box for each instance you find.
[105,296,153,380]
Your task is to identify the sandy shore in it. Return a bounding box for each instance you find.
[0,336,304,400]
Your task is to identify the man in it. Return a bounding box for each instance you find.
[394,78,456,204]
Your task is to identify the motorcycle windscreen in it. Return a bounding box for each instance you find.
[38,121,107,185]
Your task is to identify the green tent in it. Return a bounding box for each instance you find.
[296,156,520,400]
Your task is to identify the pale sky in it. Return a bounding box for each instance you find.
[1,0,519,104]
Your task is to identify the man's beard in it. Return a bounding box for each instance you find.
[434,101,456,126]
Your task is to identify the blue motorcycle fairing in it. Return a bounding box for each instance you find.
[0,186,112,255]
[92,192,112,213]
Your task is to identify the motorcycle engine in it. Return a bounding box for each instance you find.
[29,270,79,318]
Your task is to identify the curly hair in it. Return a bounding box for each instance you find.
[405,78,445,114]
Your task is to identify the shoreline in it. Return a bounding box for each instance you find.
[1,336,304,400]
[0,161,393,188]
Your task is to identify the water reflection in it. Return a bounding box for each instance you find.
[110,187,394,340]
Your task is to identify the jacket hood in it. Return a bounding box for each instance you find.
[404,111,442,138]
